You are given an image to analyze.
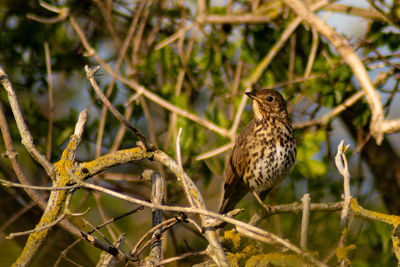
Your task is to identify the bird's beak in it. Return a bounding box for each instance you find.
[245,92,261,101]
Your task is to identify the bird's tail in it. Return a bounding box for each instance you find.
[218,185,247,214]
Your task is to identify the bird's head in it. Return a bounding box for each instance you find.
[245,89,288,121]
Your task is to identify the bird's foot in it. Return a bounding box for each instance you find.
[253,191,272,215]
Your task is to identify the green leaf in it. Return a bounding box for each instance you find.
[295,130,328,179]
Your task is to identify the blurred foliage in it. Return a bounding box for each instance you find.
[0,0,400,266]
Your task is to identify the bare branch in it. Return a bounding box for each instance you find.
[74,108,88,139]
[326,3,387,21]
[173,128,228,266]
[196,142,233,161]
[69,17,230,138]
[96,234,125,267]
[300,193,311,249]
[0,66,55,178]
[95,0,148,157]
[392,225,400,264]
[11,110,87,266]
[26,2,69,24]
[131,218,179,259]
[335,141,352,227]
[283,0,385,143]
[0,101,47,209]
[84,65,150,150]
[304,29,319,79]
[245,0,329,87]
[76,178,327,266]
[153,250,208,266]
[147,171,165,265]
[294,91,365,128]
[44,42,54,160]
[335,141,352,266]
[155,24,194,50]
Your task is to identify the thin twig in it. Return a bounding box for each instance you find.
[165,69,185,150]
[110,104,134,152]
[154,250,208,266]
[6,192,76,239]
[229,87,251,138]
[245,0,329,87]
[93,0,121,48]
[283,0,385,144]
[11,109,88,267]
[335,141,351,227]
[81,218,116,248]
[300,193,311,249]
[69,17,230,138]
[335,140,352,266]
[170,132,228,265]
[147,171,165,265]
[0,179,80,191]
[0,67,55,178]
[94,206,144,233]
[0,201,36,232]
[132,1,152,71]
[326,3,386,21]
[155,24,194,50]
[176,128,185,184]
[92,192,118,241]
[44,42,54,160]
[288,33,296,89]
[229,61,243,119]
[84,65,150,150]
[95,0,147,157]
[131,218,179,257]
[195,142,233,161]
[294,90,365,128]
[26,2,69,24]
[96,234,125,267]
[0,98,88,259]
[140,96,158,147]
[7,214,67,239]
[248,201,343,225]
[0,101,47,209]
[75,178,327,266]
[227,1,329,143]
[54,240,81,267]
[304,29,319,79]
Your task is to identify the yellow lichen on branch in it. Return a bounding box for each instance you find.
[12,136,151,267]
[221,229,309,266]
[392,226,400,263]
[12,135,79,267]
[75,146,149,179]
[335,244,356,265]
[351,198,400,227]
[349,198,400,265]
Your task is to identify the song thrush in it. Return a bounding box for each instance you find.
[219,89,296,214]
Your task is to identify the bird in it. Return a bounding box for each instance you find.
[219,89,296,214]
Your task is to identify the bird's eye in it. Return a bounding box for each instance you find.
[266,96,274,102]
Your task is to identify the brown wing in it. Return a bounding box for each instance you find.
[218,122,254,214]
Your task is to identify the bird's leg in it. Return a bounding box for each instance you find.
[247,192,272,225]
[253,191,272,214]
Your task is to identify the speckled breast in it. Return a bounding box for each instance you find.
[243,119,296,193]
